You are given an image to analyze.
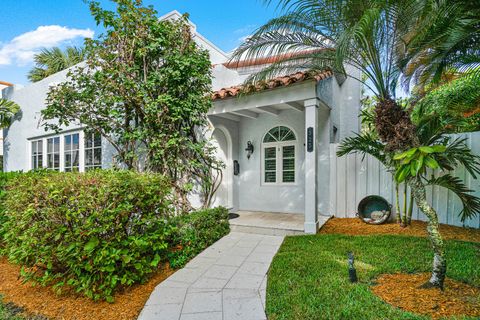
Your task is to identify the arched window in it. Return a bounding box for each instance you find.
[262,126,296,184]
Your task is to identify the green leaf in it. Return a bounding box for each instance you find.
[395,165,410,183]
[393,148,417,160]
[105,265,115,272]
[415,156,424,173]
[84,237,100,252]
[430,145,447,153]
[424,156,440,169]
[150,254,161,267]
[410,161,417,176]
[419,146,435,154]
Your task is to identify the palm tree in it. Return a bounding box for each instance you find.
[398,0,480,90]
[337,115,480,289]
[0,99,20,128]
[28,46,87,83]
[233,0,418,150]
[232,0,479,289]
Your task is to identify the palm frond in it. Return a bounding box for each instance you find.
[337,132,387,165]
[400,0,480,90]
[241,50,337,85]
[427,174,480,222]
[0,99,20,128]
[435,137,480,178]
[231,0,412,100]
[28,46,87,82]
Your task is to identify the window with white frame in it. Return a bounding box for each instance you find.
[64,133,80,172]
[47,137,60,171]
[30,130,102,172]
[85,132,102,171]
[31,140,43,170]
[262,126,296,184]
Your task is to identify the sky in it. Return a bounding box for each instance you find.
[0,0,277,86]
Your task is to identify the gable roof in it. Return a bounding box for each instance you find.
[212,70,333,100]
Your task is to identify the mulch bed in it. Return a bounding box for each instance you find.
[371,273,480,319]
[0,257,174,320]
[321,218,480,319]
[320,218,480,243]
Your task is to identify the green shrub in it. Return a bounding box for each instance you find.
[0,170,175,302]
[0,172,24,243]
[168,207,230,269]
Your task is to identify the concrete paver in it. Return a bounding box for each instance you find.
[138,232,284,320]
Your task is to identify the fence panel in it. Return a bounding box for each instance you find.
[329,132,480,228]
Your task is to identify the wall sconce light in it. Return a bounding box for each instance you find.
[245,141,254,159]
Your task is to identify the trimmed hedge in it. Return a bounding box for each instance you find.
[0,170,229,301]
[1,170,175,301]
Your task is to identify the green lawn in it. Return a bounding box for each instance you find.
[0,297,44,320]
[266,234,479,320]
[0,298,24,320]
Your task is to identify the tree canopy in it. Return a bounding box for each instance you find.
[42,0,220,208]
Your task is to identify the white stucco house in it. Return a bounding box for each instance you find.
[1,11,362,234]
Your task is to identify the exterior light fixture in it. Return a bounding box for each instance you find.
[245,141,254,159]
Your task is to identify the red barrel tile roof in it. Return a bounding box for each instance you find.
[212,70,333,100]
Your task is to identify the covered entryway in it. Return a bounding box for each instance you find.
[209,71,334,234]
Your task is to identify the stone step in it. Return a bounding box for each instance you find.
[229,223,304,236]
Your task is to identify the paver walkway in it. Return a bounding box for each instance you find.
[138,232,284,320]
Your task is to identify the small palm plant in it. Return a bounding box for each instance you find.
[28,46,87,83]
[0,99,20,128]
[338,114,480,288]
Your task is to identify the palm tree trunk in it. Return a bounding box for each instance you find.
[407,193,414,225]
[402,183,408,226]
[409,178,446,289]
[395,183,402,224]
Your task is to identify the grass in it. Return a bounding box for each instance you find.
[0,296,46,320]
[0,297,26,320]
[266,234,480,320]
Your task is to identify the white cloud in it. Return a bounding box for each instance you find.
[233,24,256,35]
[0,25,94,66]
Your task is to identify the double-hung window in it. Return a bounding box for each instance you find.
[31,140,43,170]
[47,137,60,171]
[85,132,102,170]
[262,126,297,185]
[64,133,80,172]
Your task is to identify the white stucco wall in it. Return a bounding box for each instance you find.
[330,65,362,140]
[3,69,82,172]
[235,110,306,214]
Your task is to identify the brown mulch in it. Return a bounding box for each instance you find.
[371,273,480,319]
[0,257,175,320]
[320,218,480,243]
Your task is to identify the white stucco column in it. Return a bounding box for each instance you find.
[304,98,319,234]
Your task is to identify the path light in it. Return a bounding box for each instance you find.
[245,141,254,159]
[348,252,358,283]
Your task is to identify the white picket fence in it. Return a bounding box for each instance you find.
[329,131,480,228]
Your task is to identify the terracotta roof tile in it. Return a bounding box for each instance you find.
[0,81,13,87]
[212,70,333,101]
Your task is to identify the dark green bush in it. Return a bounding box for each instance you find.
[0,170,175,302]
[168,207,230,269]
[0,172,24,243]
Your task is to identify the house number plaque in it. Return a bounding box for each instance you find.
[307,127,314,152]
